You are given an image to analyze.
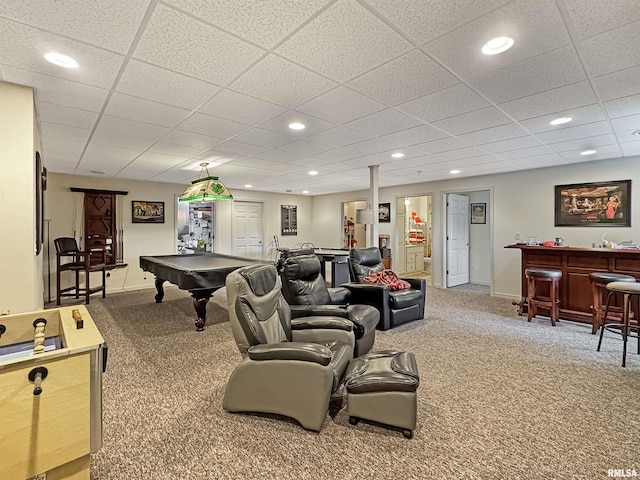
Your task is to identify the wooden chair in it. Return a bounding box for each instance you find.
[55,237,106,305]
[525,268,562,326]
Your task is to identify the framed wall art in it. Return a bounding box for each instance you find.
[471,203,486,224]
[132,201,165,224]
[378,203,391,223]
[554,180,631,227]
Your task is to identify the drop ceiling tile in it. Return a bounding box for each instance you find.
[0,17,124,88]
[41,137,85,167]
[579,19,640,77]
[459,123,530,145]
[498,81,597,120]
[397,84,489,123]
[563,0,640,40]
[410,136,472,154]
[430,147,489,162]
[592,65,640,102]
[276,139,335,156]
[306,126,372,147]
[207,140,267,157]
[617,129,640,143]
[232,127,295,148]
[96,115,170,141]
[611,113,640,132]
[117,60,221,110]
[518,104,606,134]
[40,122,91,143]
[161,130,224,150]
[560,144,622,161]
[252,149,300,162]
[494,145,551,160]
[0,66,108,111]
[548,134,618,153]
[133,4,264,85]
[297,87,386,124]
[0,0,150,53]
[480,136,543,154]
[424,0,571,80]
[105,93,191,128]
[231,54,337,108]
[276,0,412,82]
[470,46,587,104]
[233,157,304,173]
[537,121,612,143]
[286,156,345,169]
[82,143,143,169]
[604,93,640,119]
[431,107,511,136]
[509,153,563,166]
[309,148,363,162]
[378,125,449,148]
[38,102,99,129]
[177,112,249,138]
[346,49,458,106]
[620,141,640,154]
[364,0,511,45]
[149,142,204,158]
[344,137,398,155]
[199,89,286,125]
[91,130,157,151]
[343,109,422,136]
[165,0,330,49]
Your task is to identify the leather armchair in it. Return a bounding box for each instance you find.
[348,247,426,331]
[278,248,379,357]
[223,263,354,432]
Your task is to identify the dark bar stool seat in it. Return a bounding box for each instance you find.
[525,268,562,326]
[597,281,640,367]
[589,272,636,334]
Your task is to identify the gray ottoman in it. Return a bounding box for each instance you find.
[344,350,419,439]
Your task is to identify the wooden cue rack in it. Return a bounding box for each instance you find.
[0,305,106,480]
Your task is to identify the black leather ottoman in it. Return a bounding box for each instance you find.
[344,350,419,438]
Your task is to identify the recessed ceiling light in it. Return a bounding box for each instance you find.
[288,122,306,130]
[580,149,597,156]
[391,152,405,158]
[549,116,572,126]
[308,170,318,175]
[632,129,640,136]
[450,169,461,174]
[482,37,514,55]
[245,184,253,188]
[285,189,292,193]
[44,52,79,69]
[302,190,309,194]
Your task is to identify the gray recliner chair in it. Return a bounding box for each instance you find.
[223,263,355,432]
[348,247,426,331]
[278,248,379,357]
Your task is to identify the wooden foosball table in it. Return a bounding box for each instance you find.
[0,305,106,480]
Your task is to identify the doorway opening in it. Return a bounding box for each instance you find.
[395,195,432,283]
[177,201,214,254]
[342,200,367,249]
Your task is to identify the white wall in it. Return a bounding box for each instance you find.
[46,173,312,295]
[0,82,43,313]
[312,156,640,300]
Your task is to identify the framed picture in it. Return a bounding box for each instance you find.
[471,203,486,224]
[281,205,297,235]
[554,180,631,227]
[378,203,391,223]
[132,201,165,224]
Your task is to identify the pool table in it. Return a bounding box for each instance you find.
[139,253,266,330]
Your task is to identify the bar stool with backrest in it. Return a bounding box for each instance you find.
[597,281,640,367]
[589,272,636,334]
[525,268,562,326]
[55,237,107,305]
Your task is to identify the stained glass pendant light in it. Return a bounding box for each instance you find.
[179,162,233,202]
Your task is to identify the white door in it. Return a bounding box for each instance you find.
[234,201,264,259]
[446,194,470,287]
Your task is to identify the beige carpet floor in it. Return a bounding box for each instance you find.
[55,284,640,479]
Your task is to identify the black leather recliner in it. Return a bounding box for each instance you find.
[348,247,426,331]
[278,249,379,357]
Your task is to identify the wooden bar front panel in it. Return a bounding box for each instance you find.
[506,245,640,324]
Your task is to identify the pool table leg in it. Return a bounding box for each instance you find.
[191,289,215,331]
[154,278,165,303]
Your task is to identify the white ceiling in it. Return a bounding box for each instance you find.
[2,0,640,195]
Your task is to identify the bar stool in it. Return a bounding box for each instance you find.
[597,281,640,367]
[589,272,636,334]
[525,268,562,326]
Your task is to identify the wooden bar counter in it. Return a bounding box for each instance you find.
[506,244,640,325]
